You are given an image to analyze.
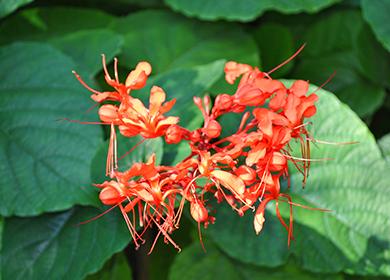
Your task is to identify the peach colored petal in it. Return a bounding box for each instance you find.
[224,61,252,84]
[211,170,245,195]
[125,61,152,88]
[98,104,119,123]
[149,86,166,116]
[190,202,208,222]
[254,211,265,235]
[246,143,266,166]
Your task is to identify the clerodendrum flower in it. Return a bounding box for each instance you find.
[73,47,333,253]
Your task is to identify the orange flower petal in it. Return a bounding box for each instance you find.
[125,61,152,89]
[290,80,309,97]
[190,201,208,222]
[149,86,166,116]
[211,170,245,195]
[98,104,119,123]
[224,61,252,84]
[246,143,266,166]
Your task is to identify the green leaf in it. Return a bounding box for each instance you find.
[91,134,164,183]
[208,81,390,275]
[50,29,123,77]
[0,7,114,43]
[290,82,390,275]
[117,0,162,7]
[293,10,388,117]
[110,10,259,74]
[169,242,343,280]
[164,0,341,22]
[0,216,3,278]
[208,205,289,267]
[355,24,390,88]
[252,23,295,78]
[0,8,122,77]
[237,256,343,280]
[149,214,194,280]
[0,42,102,216]
[0,217,2,242]
[1,207,130,280]
[336,81,386,117]
[162,141,191,166]
[86,253,132,280]
[0,0,32,18]
[378,134,390,162]
[287,82,388,242]
[286,197,390,275]
[169,242,241,280]
[362,0,390,52]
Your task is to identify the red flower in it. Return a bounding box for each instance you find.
[73,50,333,253]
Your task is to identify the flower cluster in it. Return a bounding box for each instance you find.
[74,54,321,252]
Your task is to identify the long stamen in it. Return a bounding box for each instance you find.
[308,138,359,145]
[283,154,333,162]
[119,138,146,161]
[267,43,306,75]
[77,203,121,225]
[58,118,110,125]
[72,70,103,95]
[101,54,113,81]
[114,57,119,83]
[313,71,336,93]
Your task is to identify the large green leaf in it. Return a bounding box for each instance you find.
[378,134,390,162]
[86,253,132,280]
[208,82,390,275]
[0,8,122,77]
[110,10,258,74]
[169,242,343,280]
[0,216,3,279]
[164,0,341,22]
[0,7,114,43]
[169,242,241,280]
[208,205,289,267]
[50,29,123,77]
[362,0,390,52]
[288,82,389,242]
[293,10,388,117]
[0,42,102,216]
[1,207,130,280]
[0,0,32,18]
[148,214,194,280]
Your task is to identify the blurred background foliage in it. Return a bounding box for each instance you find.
[0,0,389,279]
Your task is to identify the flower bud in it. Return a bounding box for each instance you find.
[125,61,152,89]
[165,125,183,144]
[190,201,208,223]
[269,152,287,171]
[234,84,264,106]
[98,104,119,123]
[215,94,233,111]
[254,210,265,235]
[99,186,123,205]
[203,120,221,138]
